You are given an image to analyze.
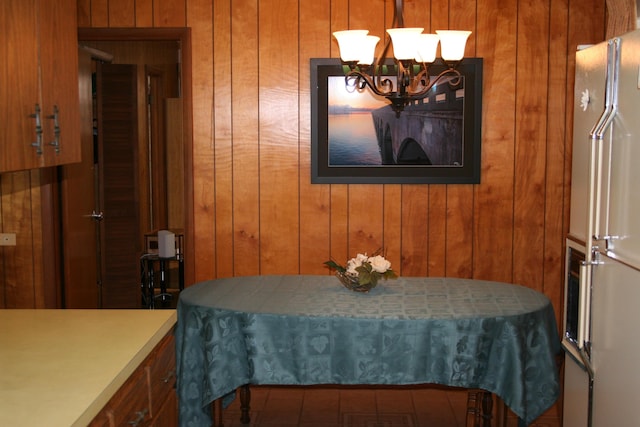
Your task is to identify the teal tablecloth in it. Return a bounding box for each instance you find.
[175,275,560,426]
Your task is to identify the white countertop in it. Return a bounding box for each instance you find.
[0,309,177,427]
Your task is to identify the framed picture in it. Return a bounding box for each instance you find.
[310,57,483,184]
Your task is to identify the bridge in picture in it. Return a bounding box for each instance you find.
[371,83,464,165]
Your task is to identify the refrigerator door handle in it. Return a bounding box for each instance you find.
[577,261,592,354]
[591,38,621,250]
[586,39,615,258]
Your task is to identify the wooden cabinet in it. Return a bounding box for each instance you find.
[0,0,81,172]
[89,330,177,427]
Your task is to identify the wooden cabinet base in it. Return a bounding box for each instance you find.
[89,329,177,427]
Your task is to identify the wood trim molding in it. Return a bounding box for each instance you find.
[606,0,638,37]
[77,27,195,288]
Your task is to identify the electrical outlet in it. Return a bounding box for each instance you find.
[0,233,17,246]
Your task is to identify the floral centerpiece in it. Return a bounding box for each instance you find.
[324,250,397,292]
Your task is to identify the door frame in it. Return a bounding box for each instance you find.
[78,27,195,288]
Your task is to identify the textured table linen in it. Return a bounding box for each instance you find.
[175,275,561,426]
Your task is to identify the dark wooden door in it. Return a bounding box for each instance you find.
[59,48,99,308]
[97,63,140,308]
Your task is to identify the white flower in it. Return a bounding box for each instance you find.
[346,263,360,275]
[346,253,367,275]
[369,255,391,273]
[355,253,368,262]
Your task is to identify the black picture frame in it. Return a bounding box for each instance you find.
[310,57,483,184]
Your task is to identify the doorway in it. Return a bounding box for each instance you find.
[59,28,193,308]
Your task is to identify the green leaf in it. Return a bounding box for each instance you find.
[370,273,379,286]
[324,260,346,273]
[357,269,371,285]
[383,270,398,280]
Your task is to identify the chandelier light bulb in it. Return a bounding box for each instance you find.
[415,34,440,63]
[436,30,471,62]
[358,35,381,65]
[333,30,369,62]
[386,27,424,60]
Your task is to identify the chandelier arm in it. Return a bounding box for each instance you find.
[370,0,404,93]
[410,66,429,92]
[394,0,404,27]
[405,67,463,98]
[345,70,394,97]
[372,33,394,91]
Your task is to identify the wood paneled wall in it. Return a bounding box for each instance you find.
[87,0,608,322]
[2,0,618,312]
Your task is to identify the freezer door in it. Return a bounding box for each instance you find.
[590,253,640,426]
[600,29,640,268]
[563,353,590,427]
[570,41,609,242]
[562,239,591,363]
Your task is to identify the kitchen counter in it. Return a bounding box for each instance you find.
[0,309,177,427]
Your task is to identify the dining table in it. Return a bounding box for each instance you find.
[175,275,561,427]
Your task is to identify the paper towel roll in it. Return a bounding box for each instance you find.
[158,230,176,258]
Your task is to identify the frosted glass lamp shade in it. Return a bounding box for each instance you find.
[386,27,424,60]
[333,30,369,62]
[415,34,440,63]
[436,30,471,61]
[358,35,380,65]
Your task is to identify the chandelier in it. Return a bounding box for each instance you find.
[333,0,471,114]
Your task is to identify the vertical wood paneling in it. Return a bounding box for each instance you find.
[0,173,37,308]
[445,0,476,278]
[212,0,234,278]
[259,0,300,274]
[77,0,91,26]
[346,1,385,256]
[427,0,451,277]
[154,0,186,27]
[400,186,429,275]
[383,186,403,273]
[329,0,350,270]
[91,0,109,27]
[299,0,332,275]
[545,0,570,322]
[400,0,431,277]
[135,0,154,27]
[380,0,403,274]
[473,0,517,283]
[29,170,46,308]
[513,0,550,293]
[108,0,135,27]
[232,0,261,276]
[606,0,637,37]
[187,0,215,281]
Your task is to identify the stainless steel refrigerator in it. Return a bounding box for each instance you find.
[563,29,640,427]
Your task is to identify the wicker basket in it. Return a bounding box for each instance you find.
[336,271,376,293]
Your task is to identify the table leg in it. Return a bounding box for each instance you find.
[148,261,155,309]
[239,385,251,424]
[178,256,184,291]
[466,391,482,426]
[159,259,167,296]
[211,399,224,427]
[494,395,508,427]
[481,391,493,427]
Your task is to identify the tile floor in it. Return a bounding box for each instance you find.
[215,385,562,427]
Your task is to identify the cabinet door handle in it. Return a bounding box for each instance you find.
[83,210,104,221]
[46,105,61,154]
[30,104,43,155]
[128,408,148,426]
[161,370,176,383]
